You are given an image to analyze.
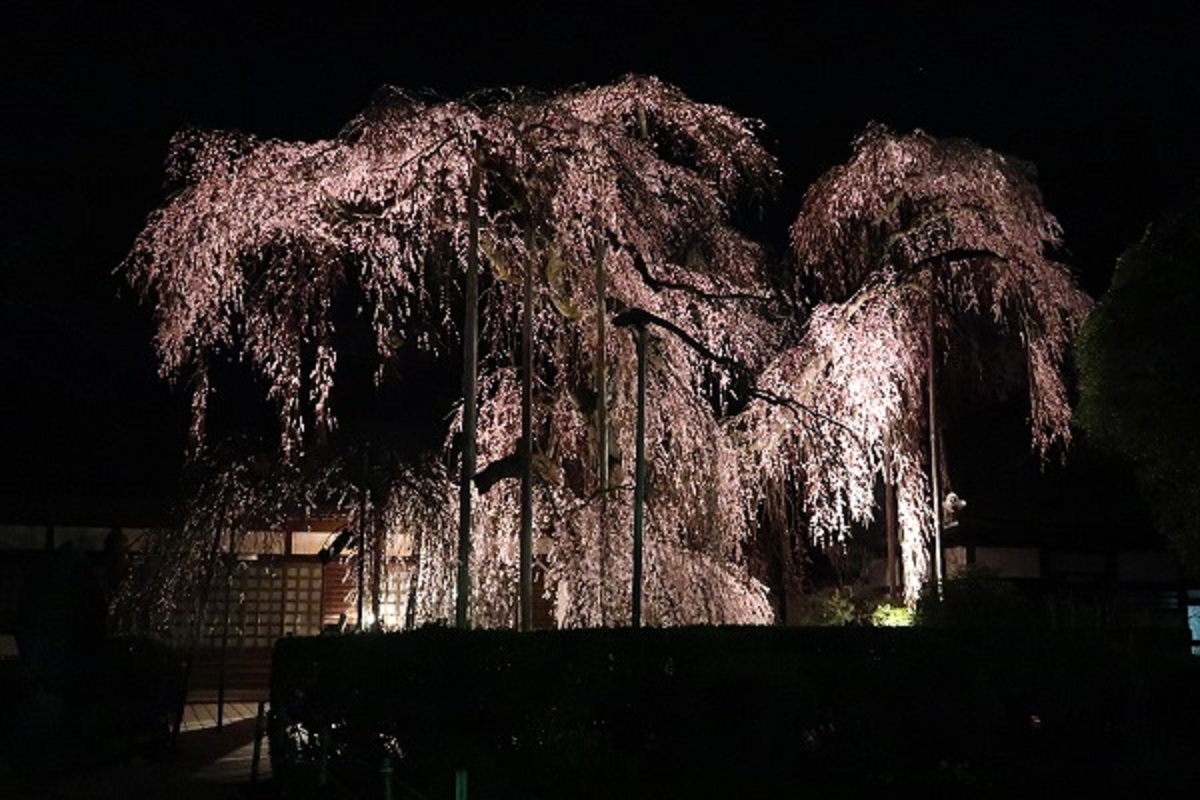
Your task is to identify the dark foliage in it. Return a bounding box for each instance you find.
[269,625,1196,797]
[1074,198,1200,575]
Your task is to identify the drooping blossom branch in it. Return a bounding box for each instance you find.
[123,75,782,627]
[740,124,1093,602]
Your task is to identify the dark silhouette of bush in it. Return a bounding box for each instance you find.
[915,566,1035,629]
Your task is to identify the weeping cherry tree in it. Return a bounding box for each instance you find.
[123,75,781,629]
[450,76,784,627]
[736,123,1093,604]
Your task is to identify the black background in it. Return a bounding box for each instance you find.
[2,3,1196,527]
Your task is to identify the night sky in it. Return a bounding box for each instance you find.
[2,3,1197,527]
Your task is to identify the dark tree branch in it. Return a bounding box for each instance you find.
[613,306,864,442]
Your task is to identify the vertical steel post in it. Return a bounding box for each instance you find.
[217,537,232,729]
[632,323,647,628]
[358,443,369,630]
[519,226,535,631]
[927,266,944,600]
[250,700,266,783]
[594,238,609,624]
[381,756,395,800]
[456,162,481,630]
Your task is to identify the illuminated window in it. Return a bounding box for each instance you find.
[1188,590,1200,657]
[291,531,331,556]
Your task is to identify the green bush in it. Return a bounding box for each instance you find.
[820,586,863,625]
[870,602,914,627]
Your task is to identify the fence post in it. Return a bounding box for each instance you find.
[381,756,394,800]
[319,723,330,786]
[250,699,267,783]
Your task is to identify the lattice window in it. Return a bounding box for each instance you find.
[231,564,285,647]
[284,563,323,637]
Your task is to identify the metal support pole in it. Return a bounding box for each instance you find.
[927,267,944,600]
[632,323,647,628]
[381,756,395,800]
[456,162,481,630]
[613,305,751,627]
[358,444,369,630]
[519,227,535,632]
[216,542,233,729]
[594,239,610,624]
[250,700,266,783]
[319,723,330,786]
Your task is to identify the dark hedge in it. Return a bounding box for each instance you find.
[269,624,1196,798]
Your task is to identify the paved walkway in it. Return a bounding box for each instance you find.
[180,700,265,733]
[1,703,275,799]
[179,702,273,784]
